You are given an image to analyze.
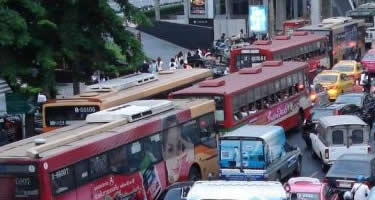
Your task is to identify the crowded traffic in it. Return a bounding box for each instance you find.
[3,12,375,200]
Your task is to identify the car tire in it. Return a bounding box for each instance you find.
[188,166,201,181]
[311,150,318,159]
[294,157,302,176]
[275,171,282,182]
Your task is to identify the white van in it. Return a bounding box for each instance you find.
[186,181,287,200]
[310,115,371,169]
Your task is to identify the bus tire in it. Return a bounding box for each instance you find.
[188,165,201,181]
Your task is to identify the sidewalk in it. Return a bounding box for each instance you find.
[127,27,189,64]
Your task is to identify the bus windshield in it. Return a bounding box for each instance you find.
[45,105,99,126]
[219,139,265,170]
[0,164,39,199]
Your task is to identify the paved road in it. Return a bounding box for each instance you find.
[287,129,325,179]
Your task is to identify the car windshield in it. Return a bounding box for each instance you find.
[219,139,265,170]
[332,65,354,72]
[311,109,334,121]
[329,160,371,177]
[363,53,375,60]
[314,74,338,83]
[292,193,320,200]
[336,96,362,107]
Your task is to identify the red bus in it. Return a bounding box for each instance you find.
[0,99,217,200]
[283,19,309,35]
[170,61,312,132]
[228,32,329,81]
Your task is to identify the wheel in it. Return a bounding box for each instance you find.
[188,166,201,181]
[294,157,302,176]
[275,171,282,182]
[311,150,318,159]
[295,111,304,131]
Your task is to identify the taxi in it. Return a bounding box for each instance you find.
[284,177,338,200]
[313,70,354,100]
[332,60,362,82]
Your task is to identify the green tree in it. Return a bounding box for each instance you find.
[0,0,58,97]
[0,0,150,97]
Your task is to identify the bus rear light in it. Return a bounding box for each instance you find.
[324,149,329,159]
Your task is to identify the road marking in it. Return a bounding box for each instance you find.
[310,171,319,178]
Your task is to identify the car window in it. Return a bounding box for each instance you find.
[352,129,364,144]
[164,188,182,200]
[332,130,344,145]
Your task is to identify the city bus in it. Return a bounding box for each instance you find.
[228,32,329,80]
[297,16,366,66]
[42,69,212,132]
[0,98,217,200]
[283,19,309,35]
[170,61,312,132]
[347,3,375,48]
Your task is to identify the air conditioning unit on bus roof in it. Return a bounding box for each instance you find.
[321,17,352,25]
[85,73,158,92]
[86,100,174,123]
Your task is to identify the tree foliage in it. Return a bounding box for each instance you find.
[0,0,149,97]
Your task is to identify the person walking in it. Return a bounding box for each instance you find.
[157,57,163,71]
[351,175,370,200]
[150,60,158,74]
[169,58,177,70]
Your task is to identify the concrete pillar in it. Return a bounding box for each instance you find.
[276,0,287,32]
[302,0,307,18]
[311,0,321,25]
[184,0,189,24]
[293,0,298,18]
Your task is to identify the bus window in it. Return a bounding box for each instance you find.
[198,114,216,147]
[249,103,257,114]
[74,160,90,186]
[89,153,109,179]
[142,134,163,164]
[213,96,224,121]
[51,166,75,195]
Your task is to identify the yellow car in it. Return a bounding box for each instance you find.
[313,70,354,100]
[331,60,363,82]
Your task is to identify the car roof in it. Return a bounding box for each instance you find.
[319,115,367,127]
[319,70,341,75]
[186,181,287,200]
[337,93,365,98]
[338,153,375,161]
[221,125,284,139]
[288,177,323,193]
[335,60,357,65]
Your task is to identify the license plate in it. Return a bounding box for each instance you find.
[339,182,352,188]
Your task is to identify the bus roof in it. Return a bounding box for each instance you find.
[221,125,284,140]
[297,17,364,32]
[0,99,215,160]
[248,33,326,52]
[45,69,212,108]
[171,61,307,96]
[187,181,287,200]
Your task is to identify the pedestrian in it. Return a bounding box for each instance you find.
[150,60,158,74]
[140,60,149,73]
[220,33,226,41]
[157,57,163,71]
[240,29,244,39]
[179,59,185,69]
[351,175,370,200]
[169,58,177,70]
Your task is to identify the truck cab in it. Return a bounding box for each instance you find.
[218,125,302,181]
